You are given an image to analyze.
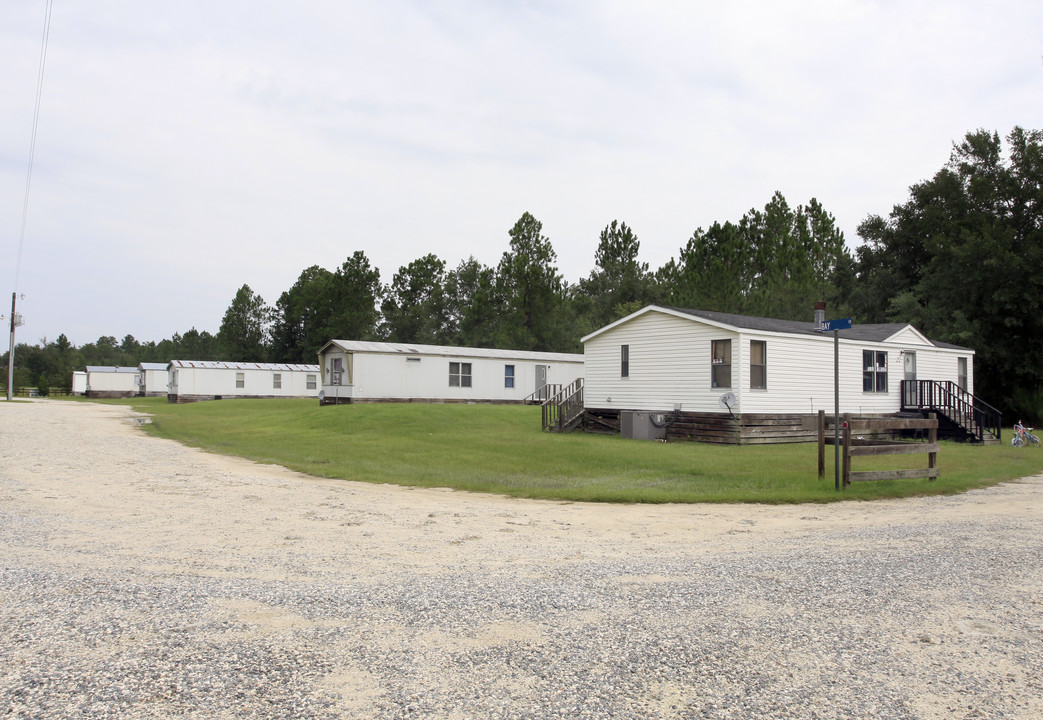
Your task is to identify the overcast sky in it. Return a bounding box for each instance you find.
[1,0,1040,347]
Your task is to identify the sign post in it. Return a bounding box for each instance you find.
[819,318,852,491]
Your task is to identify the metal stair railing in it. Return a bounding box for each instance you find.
[900,380,1002,443]
[542,378,584,432]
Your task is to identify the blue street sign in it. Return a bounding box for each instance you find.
[821,318,852,332]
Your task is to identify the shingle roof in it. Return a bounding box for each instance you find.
[585,305,972,350]
[666,307,912,343]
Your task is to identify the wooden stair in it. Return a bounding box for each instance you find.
[900,380,1002,444]
[541,378,584,432]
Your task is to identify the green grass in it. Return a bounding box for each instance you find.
[96,397,1043,504]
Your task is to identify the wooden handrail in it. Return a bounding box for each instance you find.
[541,378,584,432]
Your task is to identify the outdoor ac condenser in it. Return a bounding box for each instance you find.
[621,411,667,441]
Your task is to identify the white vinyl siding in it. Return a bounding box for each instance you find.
[320,343,583,402]
[166,362,321,400]
[583,307,974,416]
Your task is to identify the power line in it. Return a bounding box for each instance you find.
[8,0,53,401]
[15,0,54,291]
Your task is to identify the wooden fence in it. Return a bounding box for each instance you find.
[817,411,939,486]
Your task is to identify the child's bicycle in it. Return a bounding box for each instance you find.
[1011,421,1040,447]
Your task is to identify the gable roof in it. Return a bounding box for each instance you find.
[582,305,971,350]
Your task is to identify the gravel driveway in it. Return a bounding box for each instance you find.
[1,400,1041,719]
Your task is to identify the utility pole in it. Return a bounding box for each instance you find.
[7,293,24,402]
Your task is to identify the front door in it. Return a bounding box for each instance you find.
[535,365,548,400]
[903,351,917,407]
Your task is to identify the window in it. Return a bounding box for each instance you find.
[235,372,245,389]
[750,340,766,390]
[957,357,968,390]
[331,357,343,385]
[449,362,472,388]
[306,374,317,390]
[504,364,515,389]
[273,373,282,389]
[621,345,629,378]
[711,340,732,388]
[863,350,888,393]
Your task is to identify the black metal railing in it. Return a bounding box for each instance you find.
[542,378,584,432]
[900,380,1002,443]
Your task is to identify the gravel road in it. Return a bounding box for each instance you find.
[1,400,1041,719]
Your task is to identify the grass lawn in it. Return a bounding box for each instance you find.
[102,397,1043,504]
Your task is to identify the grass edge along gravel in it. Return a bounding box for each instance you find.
[100,397,1043,504]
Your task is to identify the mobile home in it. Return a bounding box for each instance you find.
[167,361,321,403]
[575,305,997,443]
[85,366,140,398]
[316,340,584,405]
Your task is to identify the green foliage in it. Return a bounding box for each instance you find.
[216,284,272,361]
[270,265,337,363]
[495,212,568,351]
[660,192,851,319]
[380,254,455,344]
[850,126,1043,419]
[573,220,659,332]
[444,256,501,348]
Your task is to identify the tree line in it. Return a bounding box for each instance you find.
[5,127,1041,420]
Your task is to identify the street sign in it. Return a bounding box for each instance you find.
[820,318,852,332]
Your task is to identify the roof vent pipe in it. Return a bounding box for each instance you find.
[814,301,826,331]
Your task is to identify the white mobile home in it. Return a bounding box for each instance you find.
[138,362,169,397]
[85,366,140,398]
[167,361,321,403]
[577,305,997,444]
[316,340,584,405]
[71,371,87,395]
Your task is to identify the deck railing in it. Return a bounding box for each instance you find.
[900,380,1001,443]
[541,378,584,432]
[525,383,561,405]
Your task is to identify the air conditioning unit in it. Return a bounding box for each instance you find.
[621,411,667,441]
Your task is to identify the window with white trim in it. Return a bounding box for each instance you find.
[621,345,629,378]
[711,340,731,388]
[235,372,245,389]
[449,362,472,388]
[504,365,515,388]
[863,350,888,393]
[273,373,282,389]
[750,340,766,390]
[306,374,317,390]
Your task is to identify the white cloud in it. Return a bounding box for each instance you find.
[1,0,1040,345]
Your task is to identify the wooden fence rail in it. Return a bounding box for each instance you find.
[817,410,939,487]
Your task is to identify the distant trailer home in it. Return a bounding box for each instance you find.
[71,370,87,396]
[138,362,169,397]
[167,361,321,403]
[84,366,140,398]
[576,304,998,444]
[316,340,584,405]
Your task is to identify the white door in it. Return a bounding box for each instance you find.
[903,352,917,407]
[535,365,548,399]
